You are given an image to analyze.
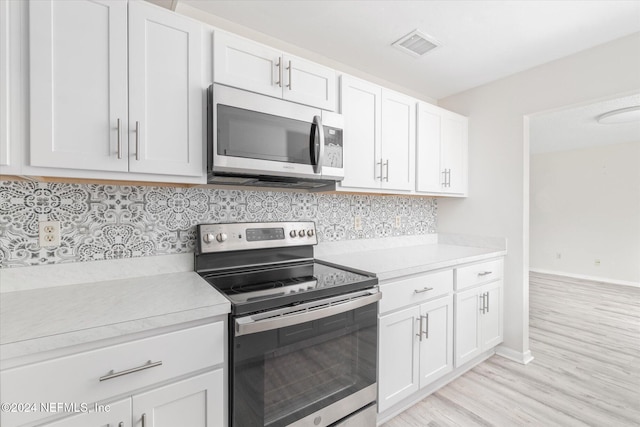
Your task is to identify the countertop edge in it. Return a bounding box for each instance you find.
[374,250,507,282]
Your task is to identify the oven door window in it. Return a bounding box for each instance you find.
[232,303,377,427]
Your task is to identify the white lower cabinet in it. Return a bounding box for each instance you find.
[377,257,504,417]
[0,321,226,427]
[132,369,224,427]
[378,305,420,410]
[419,296,454,388]
[39,369,223,427]
[378,270,453,412]
[454,263,504,367]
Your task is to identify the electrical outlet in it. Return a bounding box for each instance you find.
[39,220,61,248]
[395,215,401,228]
[594,259,601,266]
[354,216,362,231]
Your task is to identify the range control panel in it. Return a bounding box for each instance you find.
[197,221,317,253]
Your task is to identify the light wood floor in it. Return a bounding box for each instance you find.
[382,272,640,426]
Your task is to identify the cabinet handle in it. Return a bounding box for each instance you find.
[135,121,141,161]
[442,169,447,186]
[384,159,389,182]
[376,160,383,180]
[287,60,292,90]
[142,413,147,427]
[446,169,452,187]
[416,316,423,341]
[478,271,493,277]
[485,292,490,313]
[414,287,433,294]
[479,294,485,314]
[99,360,162,382]
[275,57,282,87]
[116,118,122,159]
[423,314,429,339]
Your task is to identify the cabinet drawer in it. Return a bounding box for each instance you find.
[380,270,453,315]
[0,321,224,427]
[455,258,503,291]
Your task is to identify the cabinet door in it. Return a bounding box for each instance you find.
[378,306,420,412]
[132,369,224,427]
[419,295,453,388]
[416,102,444,193]
[128,1,203,177]
[454,287,482,367]
[339,75,381,190]
[0,0,10,171]
[480,280,504,350]
[282,54,336,110]
[380,90,415,191]
[441,111,468,195]
[29,0,129,172]
[213,31,282,98]
[39,398,131,427]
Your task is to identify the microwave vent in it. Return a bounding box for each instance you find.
[392,30,440,57]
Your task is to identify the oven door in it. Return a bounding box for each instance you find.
[212,84,344,181]
[231,289,380,427]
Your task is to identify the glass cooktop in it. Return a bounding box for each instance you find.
[200,261,376,314]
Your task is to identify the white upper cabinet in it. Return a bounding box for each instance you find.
[27,0,204,182]
[0,0,14,173]
[339,75,381,189]
[416,101,468,196]
[29,0,129,172]
[339,75,415,193]
[214,31,336,110]
[381,90,415,191]
[128,1,203,177]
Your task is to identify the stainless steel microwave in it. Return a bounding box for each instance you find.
[207,84,344,190]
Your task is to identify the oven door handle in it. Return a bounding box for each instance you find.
[234,290,381,337]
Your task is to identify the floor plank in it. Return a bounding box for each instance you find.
[381,272,640,427]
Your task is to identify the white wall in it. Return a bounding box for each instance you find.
[530,141,640,286]
[437,32,640,363]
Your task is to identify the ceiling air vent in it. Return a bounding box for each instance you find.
[392,30,440,58]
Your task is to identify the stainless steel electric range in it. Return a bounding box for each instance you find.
[195,221,379,427]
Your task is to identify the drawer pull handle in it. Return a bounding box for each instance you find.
[99,360,162,382]
[414,287,434,294]
[477,271,493,276]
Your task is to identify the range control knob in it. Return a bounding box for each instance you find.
[307,229,315,237]
[289,230,297,238]
[216,233,228,243]
[298,230,306,237]
[203,233,215,244]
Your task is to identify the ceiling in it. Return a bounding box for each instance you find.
[530,93,640,154]
[172,0,640,100]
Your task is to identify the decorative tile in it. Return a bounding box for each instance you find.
[0,180,437,268]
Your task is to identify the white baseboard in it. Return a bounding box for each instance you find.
[495,346,534,365]
[529,268,639,288]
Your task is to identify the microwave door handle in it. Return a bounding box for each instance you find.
[311,115,324,174]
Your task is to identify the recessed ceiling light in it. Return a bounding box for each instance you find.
[392,30,440,58]
[596,106,640,124]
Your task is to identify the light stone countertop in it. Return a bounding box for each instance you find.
[0,254,230,362]
[0,235,505,363]
[316,234,507,282]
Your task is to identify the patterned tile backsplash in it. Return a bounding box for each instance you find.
[0,180,436,268]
